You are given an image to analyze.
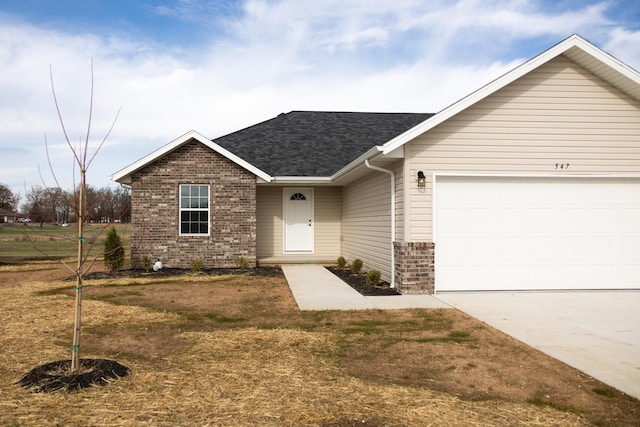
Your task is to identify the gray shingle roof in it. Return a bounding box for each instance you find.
[212,111,433,176]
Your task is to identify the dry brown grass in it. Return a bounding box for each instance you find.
[0,268,592,426]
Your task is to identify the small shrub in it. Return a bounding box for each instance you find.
[103,227,125,272]
[365,270,381,286]
[141,255,152,273]
[337,256,347,269]
[235,257,249,269]
[351,258,363,274]
[190,258,204,273]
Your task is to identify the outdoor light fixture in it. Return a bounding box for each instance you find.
[417,171,426,188]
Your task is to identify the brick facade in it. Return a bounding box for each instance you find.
[394,242,435,294]
[130,140,257,269]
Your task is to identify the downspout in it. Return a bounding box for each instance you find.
[364,159,395,288]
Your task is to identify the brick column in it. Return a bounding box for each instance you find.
[394,242,435,294]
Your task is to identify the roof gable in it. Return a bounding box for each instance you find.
[381,34,640,154]
[111,130,273,184]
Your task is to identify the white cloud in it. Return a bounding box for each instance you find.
[605,27,640,70]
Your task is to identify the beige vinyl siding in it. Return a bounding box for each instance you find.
[406,55,640,242]
[314,187,342,257]
[342,168,395,281]
[256,186,341,263]
[256,186,281,259]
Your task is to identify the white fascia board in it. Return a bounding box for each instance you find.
[200,134,273,182]
[381,34,637,155]
[110,130,273,184]
[330,146,383,181]
[571,36,640,85]
[270,176,334,184]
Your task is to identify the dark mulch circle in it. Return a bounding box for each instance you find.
[326,267,400,296]
[18,359,130,393]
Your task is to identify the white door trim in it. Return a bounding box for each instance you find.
[283,187,314,253]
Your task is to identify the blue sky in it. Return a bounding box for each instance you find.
[1,0,639,202]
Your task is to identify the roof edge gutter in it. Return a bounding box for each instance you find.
[364,159,396,289]
[269,176,334,184]
[331,146,382,181]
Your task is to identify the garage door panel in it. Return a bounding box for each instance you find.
[620,209,640,231]
[435,176,640,292]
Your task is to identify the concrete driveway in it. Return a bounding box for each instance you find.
[435,291,640,399]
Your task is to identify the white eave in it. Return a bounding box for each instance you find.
[331,146,383,182]
[110,130,273,184]
[270,176,334,184]
[381,34,640,155]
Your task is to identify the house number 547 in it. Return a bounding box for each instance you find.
[555,163,570,170]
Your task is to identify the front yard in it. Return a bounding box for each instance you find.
[0,262,638,426]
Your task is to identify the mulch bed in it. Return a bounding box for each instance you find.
[80,266,283,280]
[82,265,399,296]
[18,359,130,393]
[326,267,400,296]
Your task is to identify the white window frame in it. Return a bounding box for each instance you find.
[179,184,210,236]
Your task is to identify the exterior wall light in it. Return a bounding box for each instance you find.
[417,171,426,188]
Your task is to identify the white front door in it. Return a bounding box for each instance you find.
[284,188,314,252]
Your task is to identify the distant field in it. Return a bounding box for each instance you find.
[0,223,131,264]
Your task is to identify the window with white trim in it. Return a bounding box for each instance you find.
[179,184,210,235]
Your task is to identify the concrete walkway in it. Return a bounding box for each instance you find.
[281,264,450,311]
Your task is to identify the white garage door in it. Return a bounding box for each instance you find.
[434,176,640,292]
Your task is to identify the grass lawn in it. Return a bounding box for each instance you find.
[1,250,638,425]
[0,223,130,264]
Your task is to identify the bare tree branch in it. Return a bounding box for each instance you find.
[87,106,121,169]
[49,65,81,166]
[83,59,94,168]
[44,134,64,190]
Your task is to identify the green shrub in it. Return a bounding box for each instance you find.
[141,255,152,272]
[337,256,347,269]
[235,257,249,269]
[351,258,363,274]
[190,258,204,273]
[365,270,381,286]
[103,227,125,272]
